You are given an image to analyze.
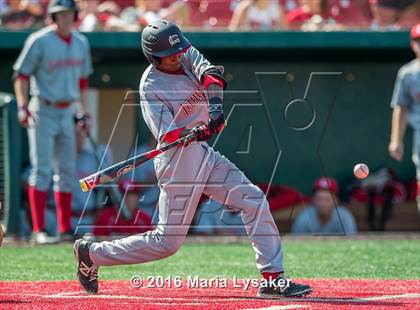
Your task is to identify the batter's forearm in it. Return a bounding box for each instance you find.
[79,89,89,114]
[390,106,408,144]
[206,84,223,101]
[13,78,29,108]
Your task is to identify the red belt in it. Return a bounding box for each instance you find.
[44,100,71,109]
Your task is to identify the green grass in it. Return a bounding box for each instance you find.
[0,239,419,281]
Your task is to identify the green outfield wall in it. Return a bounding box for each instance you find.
[0,31,416,232]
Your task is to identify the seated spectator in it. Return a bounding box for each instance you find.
[291,177,357,235]
[78,0,137,32]
[193,196,246,235]
[229,0,286,31]
[93,179,153,239]
[258,183,309,212]
[329,0,372,28]
[369,0,419,29]
[188,0,235,29]
[119,0,188,31]
[348,168,406,231]
[279,0,299,14]
[78,0,101,31]
[72,114,113,236]
[122,136,159,224]
[0,0,44,30]
[286,0,340,30]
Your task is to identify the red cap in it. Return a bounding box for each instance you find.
[313,177,339,194]
[118,179,141,194]
[411,23,420,40]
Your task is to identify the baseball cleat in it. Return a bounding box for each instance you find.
[257,274,312,298]
[73,239,99,294]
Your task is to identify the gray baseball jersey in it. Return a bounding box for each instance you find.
[14,25,93,192]
[14,25,93,102]
[391,59,420,130]
[89,47,285,275]
[140,46,213,142]
[391,59,420,179]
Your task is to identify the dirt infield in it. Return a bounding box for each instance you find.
[0,279,419,309]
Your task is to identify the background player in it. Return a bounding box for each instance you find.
[388,23,420,212]
[74,19,311,298]
[13,0,93,244]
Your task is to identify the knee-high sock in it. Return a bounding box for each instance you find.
[54,191,72,233]
[28,186,48,233]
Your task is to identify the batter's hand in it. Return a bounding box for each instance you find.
[74,112,92,132]
[180,125,212,146]
[17,105,33,128]
[191,125,212,141]
[208,97,225,134]
[388,141,404,161]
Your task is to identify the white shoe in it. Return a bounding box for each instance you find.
[31,232,59,245]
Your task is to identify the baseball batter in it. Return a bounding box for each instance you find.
[74,20,311,298]
[389,23,420,212]
[13,0,92,244]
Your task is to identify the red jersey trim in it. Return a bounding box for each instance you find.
[55,31,72,45]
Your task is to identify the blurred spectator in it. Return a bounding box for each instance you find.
[78,0,138,31]
[92,179,153,240]
[388,23,420,212]
[258,183,309,211]
[122,136,159,224]
[77,0,100,31]
[119,0,189,31]
[279,0,299,14]
[72,115,113,236]
[0,0,44,30]
[370,0,419,29]
[291,177,357,235]
[349,168,406,230]
[329,0,372,28]
[286,0,339,30]
[193,197,246,235]
[187,0,234,29]
[229,0,286,31]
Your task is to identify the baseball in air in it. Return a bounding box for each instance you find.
[353,163,369,179]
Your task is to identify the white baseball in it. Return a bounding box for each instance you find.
[353,163,369,179]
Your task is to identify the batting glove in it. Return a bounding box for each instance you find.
[17,105,33,128]
[208,97,225,134]
[179,125,212,147]
[191,125,212,142]
[74,112,92,132]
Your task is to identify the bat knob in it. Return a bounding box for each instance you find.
[79,179,90,192]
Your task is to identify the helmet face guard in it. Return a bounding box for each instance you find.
[141,20,191,66]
